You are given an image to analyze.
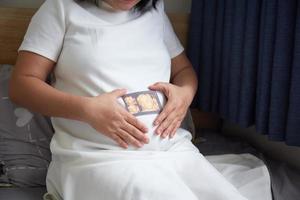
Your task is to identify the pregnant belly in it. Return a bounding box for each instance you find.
[126,114,191,151]
[51,114,192,151]
[116,90,192,150]
[50,91,192,151]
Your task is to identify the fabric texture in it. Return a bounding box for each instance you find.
[0,64,54,187]
[17,0,270,199]
[188,0,300,146]
[0,62,194,188]
[2,130,297,200]
[44,138,270,200]
[18,0,187,152]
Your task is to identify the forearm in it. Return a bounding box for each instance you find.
[170,66,198,105]
[9,76,90,122]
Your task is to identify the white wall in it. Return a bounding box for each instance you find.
[0,0,192,12]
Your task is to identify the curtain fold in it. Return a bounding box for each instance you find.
[187,0,300,146]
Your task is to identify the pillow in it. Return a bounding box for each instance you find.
[0,64,54,187]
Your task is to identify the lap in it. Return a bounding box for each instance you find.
[46,140,247,200]
[45,139,191,199]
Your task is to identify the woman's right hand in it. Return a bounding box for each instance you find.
[82,89,149,149]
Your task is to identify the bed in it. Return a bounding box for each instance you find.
[1,129,299,200]
[0,5,298,200]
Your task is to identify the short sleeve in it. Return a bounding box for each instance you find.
[161,3,184,58]
[18,0,66,62]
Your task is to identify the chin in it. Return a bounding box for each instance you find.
[116,0,139,10]
[116,4,136,10]
[117,5,135,10]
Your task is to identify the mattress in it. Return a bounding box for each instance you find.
[0,187,46,200]
[195,131,300,200]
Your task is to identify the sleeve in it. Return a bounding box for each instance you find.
[161,2,184,58]
[18,0,66,62]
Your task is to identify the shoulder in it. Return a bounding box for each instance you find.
[144,0,164,14]
[154,0,165,13]
[38,0,75,13]
[32,0,79,24]
[44,0,74,6]
[157,0,165,10]
[143,0,164,18]
[28,0,79,31]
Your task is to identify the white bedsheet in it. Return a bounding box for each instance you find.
[206,153,272,200]
[43,138,272,200]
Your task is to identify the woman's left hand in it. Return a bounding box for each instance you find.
[148,82,192,139]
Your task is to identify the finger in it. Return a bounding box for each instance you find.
[118,128,144,148]
[170,121,182,139]
[148,83,170,96]
[110,88,127,97]
[165,120,178,139]
[122,120,149,144]
[116,104,148,133]
[162,118,178,138]
[110,133,128,149]
[156,110,177,136]
[153,102,175,126]
[124,112,148,133]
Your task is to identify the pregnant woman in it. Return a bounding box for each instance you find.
[9,0,248,199]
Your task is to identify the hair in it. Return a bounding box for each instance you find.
[75,0,159,12]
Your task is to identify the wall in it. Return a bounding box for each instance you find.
[164,0,191,13]
[0,0,43,8]
[0,0,192,12]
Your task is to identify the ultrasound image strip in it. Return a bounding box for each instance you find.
[121,91,163,116]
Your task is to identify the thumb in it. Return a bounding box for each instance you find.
[111,88,127,97]
[148,82,168,94]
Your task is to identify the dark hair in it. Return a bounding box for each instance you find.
[75,0,158,12]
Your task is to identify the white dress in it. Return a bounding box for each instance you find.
[18,0,271,199]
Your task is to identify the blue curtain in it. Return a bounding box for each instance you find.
[187,0,300,146]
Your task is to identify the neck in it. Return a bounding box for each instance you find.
[99,1,133,12]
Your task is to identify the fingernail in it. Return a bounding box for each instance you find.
[157,129,161,134]
[154,121,158,126]
[137,143,143,147]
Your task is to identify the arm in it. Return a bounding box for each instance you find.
[9,51,90,122]
[170,51,198,106]
[148,51,198,138]
[9,51,149,148]
[9,0,149,149]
